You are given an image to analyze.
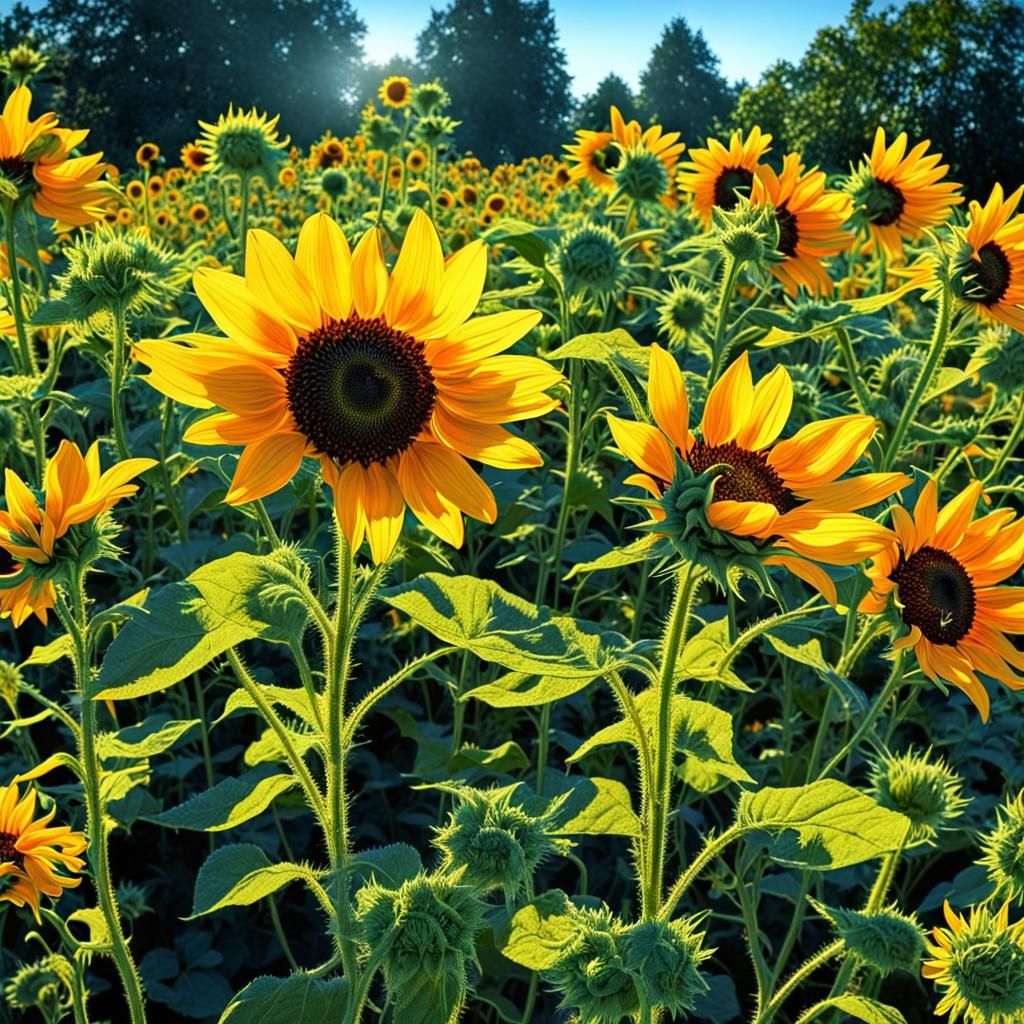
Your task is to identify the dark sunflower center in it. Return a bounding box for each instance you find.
[966,241,1011,306]
[714,166,754,210]
[0,831,23,869]
[0,547,16,575]
[776,204,799,257]
[284,315,436,466]
[0,156,32,189]
[387,82,407,102]
[687,439,797,513]
[863,178,906,226]
[890,545,976,645]
[593,142,621,173]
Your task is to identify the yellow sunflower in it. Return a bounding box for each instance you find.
[0,782,85,922]
[379,76,412,109]
[750,153,853,296]
[951,183,1024,333]
[134,210,561,562]
[860,479,1024,721]
[0,85,116,228]
[564,106,637,191]
[847,128,963,261]
[180,141,208,173]
[676,127,772,226]
[923,899,1024,1024]
[608,346,908,603]
[0,441,155,626]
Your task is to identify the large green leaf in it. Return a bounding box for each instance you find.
[676,619,752,691]
[545,328,649,376]
[191,844,312,917]
[498,890,575,969]
[92,552,311,700]
[150,765,297,833]
[380,573,633,679]
[738,781,910,869]
[215,684,321,728]
[220,974,350,1023]
[97,716,200,760]
[462,671,597,708]
[813,996,907,1024]
[549,777,640,838]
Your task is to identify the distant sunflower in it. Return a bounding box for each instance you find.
[0,441,155,626]
[180,141,208,173]
[860,479,1024,721]
[846,129,963,261]
[564,106,636,191]
[0,85,116,228]
[0,782,86,922]
[950,184,1024,334]
[406,149,428,174]
[485,192,509,215]
[134,210,561,562]
[608,346,907,603]
[197,104,288,180]
[135,141,159,167]
[750,153,853,295]
[676,127,772,226]
[379,76,412,109]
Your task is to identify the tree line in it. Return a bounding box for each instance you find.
[2,0,1021,195]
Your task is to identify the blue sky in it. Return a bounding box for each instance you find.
[363,0,864,94]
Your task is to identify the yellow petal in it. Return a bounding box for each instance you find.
[607,414,675,482]
[363,463,406,563]
[701,352,753,445]
[351,226,388,319]
[648,343,689,455]
[296,212,353,322]
[735,364,793,451]
[193,268,296,361]
[245,228,321,332]
[224,432,306,505]
[421,241,487,339]
[384,209,444,332]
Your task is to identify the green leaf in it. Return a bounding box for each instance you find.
[19,635,73,669]
[462,671,596,708]
[14,752,83,784]
[93,552,311,700]
[244,727,317,768]
[380,573,633,679]
[498,890,575,969]
[545,328,649,377]
[97,717,200,760]
[676,619,752,691]
[738,780,911,870]
[220,974,350,1023]
[814,996,907,1024]
[449,741,530,774]
[151,765,296,833]
[191,844,311,917]
[549,777,640,838]
[215,684,321,729]
[350,843,422,888]
[30,297,74,326]
[564,537,659,580]
[482,219,551,267]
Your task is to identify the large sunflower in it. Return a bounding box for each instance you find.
[135,210,560,562]
[860,479,1024,721]
[676,127,772,226]
[0,440,155,626]
[750,153,853,296]
[846,128,963,261]
[950,183,1024,333]
[0,85,116,228]
[608,346,908,603]
[0,782,85,922]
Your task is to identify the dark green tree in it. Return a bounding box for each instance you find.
[416,0,573,163]
[731,0,1024,197]
[638,17,734,142]
[4,0,367,163]
[575,73,646,131]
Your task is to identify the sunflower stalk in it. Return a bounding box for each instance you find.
[109,301,131,461]
[707,252,744,386]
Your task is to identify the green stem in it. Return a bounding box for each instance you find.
[374,150,392,226]
[110,303,131,460]
[984,392,1024,487]
[833,327,873,414]
[659,825,742,922]
[57,589,147,1024]
[4,199,36,375]
[708,254,743,386]
[880,280,952,472]
[645,565,702,918]
[238,174,252,268]
[268,894,300,972]
[756,940,844,1024]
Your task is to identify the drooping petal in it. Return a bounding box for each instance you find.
[223,432,306,505]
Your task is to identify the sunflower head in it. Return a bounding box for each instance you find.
[625,918,712,1017]
[379,75,413,109]
[135,141,159,167]
[320,167,349,199]
[414,113,459,148]
[180,141,209,173]
[657,281,711,349]
[924,901,1024,1024]
[0,43,49,88]
[412,80,450,117]
[711,196,781,268]
[980,791,1024,903]
[0,661,21,710]
[820,902,925,975]
[869,748,967,843]
[612,143,670,204]
[3,953,74,1015]
[362,111,402,154]
[557,222,624,298]
[197,104,288,180]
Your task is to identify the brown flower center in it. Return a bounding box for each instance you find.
[864,179,906,226]
[776,204,799,257]
[593,141,621,174]
[284,315,436,467]
[688,439,797,513]
[0,831,23,869]
[714,167,754,210]
[966,241,1012,306]
[0,156,33,189]
[890,545,976,645]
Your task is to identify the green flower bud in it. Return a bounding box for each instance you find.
[116,881,152,922]
[623,918,712,1015]
[362,113,402,153]
[612,145,669,204]
[414,114,460,148]
[711,198,781,267]
[320,168,349,199]
[198,104,289,181]
[976,324,1024,394]
[869,747,967,843]
[558,223,624,298]
[4,954,74,1014]
[0,660,23,711]
[412,81,450,117]
[820,902,925,975]
[0,43,50,88]
[657,281,710,349]
[980,790,1024,903]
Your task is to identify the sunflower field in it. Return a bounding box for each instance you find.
[4,46,1024,1024]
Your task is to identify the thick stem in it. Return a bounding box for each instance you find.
[756,940,845,1024]
[4,200,36,375]
[110,303,131,460]
[645,565,702,918]
[880,280,952,471]
[707,254,743,386]
[238,174,251,268]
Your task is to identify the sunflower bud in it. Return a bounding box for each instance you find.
[362,113,402,153]
[433,787,569,906]
[0,661,23,711]
[980,791,1024,902]
[657,281,710,349]
[557,223,624,298]
[711,198,780,267]
[199,104,288,181]
[869,748,967,843]
[415,114,459,148]
[820,902,925,975]
[412,80,450,118]
[355,871,485,1019]
[319,168,349,199]
[4,954,74,1017]
[976,325,1024,394]
[624,918,712,1015]
[612,144,670,204]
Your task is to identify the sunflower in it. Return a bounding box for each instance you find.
[406,149,428,174]
[134,210,560,562]
[379,76,413,109]
[0,782,86,922]
[846,128,963,261]
[124,180,144,203]
[197,104,288,180]
[749,153,853,296]
[676,127,772,226]
[923,900,1024,1024]
[608,346,908,603]
[0,441,155,626]
[950,184,1024,333]
[135,141,159,167]
[180,141,208,173]
[860,479,1024,721]
[564,106,636,191]
[0,85,116,228]
[485,192,509,216]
